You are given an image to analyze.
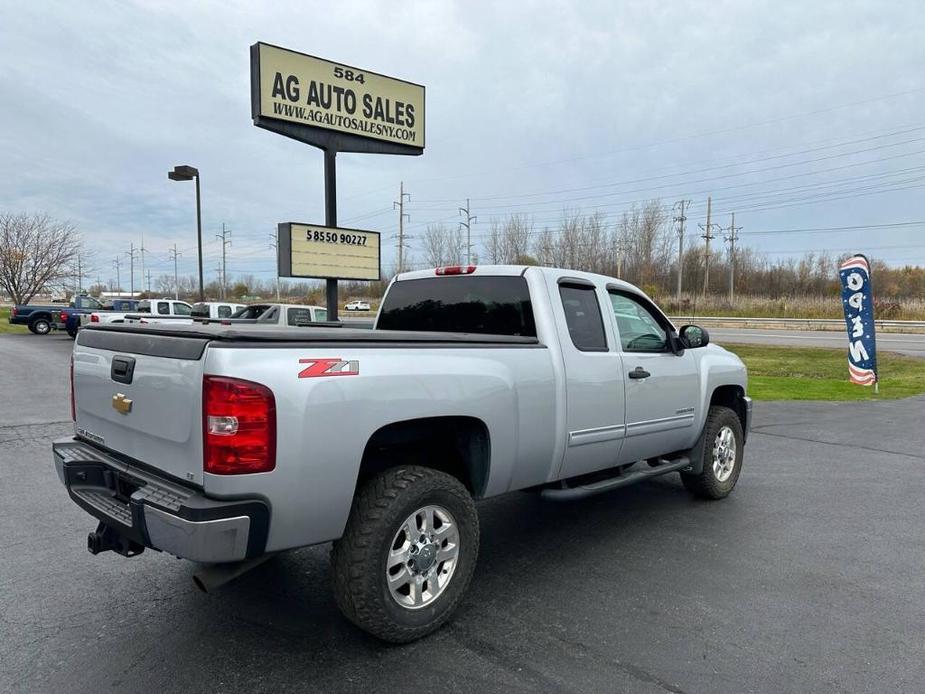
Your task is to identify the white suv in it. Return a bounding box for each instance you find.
[344,300,371,311]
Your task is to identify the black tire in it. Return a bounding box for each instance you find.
[27,324,37,334]
[331,466,479,643]
[681,405,744,500]
[30,318,51,335]
[67,328,78,339]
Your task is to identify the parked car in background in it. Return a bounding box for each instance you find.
[190,301,248,320]
[230,303,329,326]
[120,299,194,325]
[10,303,60,334]
[57,297,140,338]
[344,300,371,311]
[11,295,123,336]
[82,298,193,328]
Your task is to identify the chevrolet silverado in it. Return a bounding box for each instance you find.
[53,265,751,642]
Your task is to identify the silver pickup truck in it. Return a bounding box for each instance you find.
[54,264,751,642]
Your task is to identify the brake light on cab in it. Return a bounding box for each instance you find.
[435,265,477,276]
[202,376,276,475]
[90,314,99,323]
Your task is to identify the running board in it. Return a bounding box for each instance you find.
[540,456,691,502]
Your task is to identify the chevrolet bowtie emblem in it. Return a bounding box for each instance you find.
[112,393,133,415]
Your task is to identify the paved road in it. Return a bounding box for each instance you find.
[711,327,925,357]
[2,333,924,693]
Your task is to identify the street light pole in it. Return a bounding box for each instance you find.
[195,171,203,302]
[168,165,204,302]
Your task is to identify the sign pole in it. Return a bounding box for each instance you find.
[324,148,339,322]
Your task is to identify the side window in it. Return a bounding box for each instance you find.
[174,303,192,316]
[609,292,669,352]
[558,284,607,352]
[157,302,170,315]
[218,305,232,318]
[314,309,327,322]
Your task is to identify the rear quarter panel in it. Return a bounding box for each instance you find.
[202,344,556,552]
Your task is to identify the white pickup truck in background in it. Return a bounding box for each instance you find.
[82,299,194,327]
[54,264,751,643]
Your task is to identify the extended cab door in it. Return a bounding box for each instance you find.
[552,278,627,479]
[608,289,700,463]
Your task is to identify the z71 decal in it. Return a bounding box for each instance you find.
[298,358,360,378]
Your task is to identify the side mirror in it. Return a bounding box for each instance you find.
[679,324,710,349]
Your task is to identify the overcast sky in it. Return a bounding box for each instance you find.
[1,0,924,288]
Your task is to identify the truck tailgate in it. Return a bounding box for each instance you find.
[73,329,210,486]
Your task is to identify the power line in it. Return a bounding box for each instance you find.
[414,123,925,204]
[401,87,925,186]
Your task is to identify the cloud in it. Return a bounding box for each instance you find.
[1,0,924,287]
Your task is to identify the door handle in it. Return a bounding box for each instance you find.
[628,367,651,380]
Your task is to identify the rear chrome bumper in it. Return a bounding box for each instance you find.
[53,438,268,563]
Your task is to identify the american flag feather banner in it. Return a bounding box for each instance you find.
[838,254,878,386]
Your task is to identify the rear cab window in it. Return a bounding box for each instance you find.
[377,275,537,336]
[558,283,607,352]
[287,308,314,326]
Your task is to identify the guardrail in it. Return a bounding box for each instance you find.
[669,316,925,332]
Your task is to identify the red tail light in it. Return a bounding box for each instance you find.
[90,314,99,323]
[69,355,76,421]
[203,376,276,475]
[60,311,69,321]
[435,265,477,276]
[11,306,17,318]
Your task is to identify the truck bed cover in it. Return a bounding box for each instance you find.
[78,323,540,355]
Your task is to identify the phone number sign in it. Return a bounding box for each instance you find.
[277,223,381,281]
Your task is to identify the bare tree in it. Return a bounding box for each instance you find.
[0,212,81,304]
[421,223,464,267]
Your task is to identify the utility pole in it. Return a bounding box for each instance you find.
[614,236,626,277]
[458,198,477,265]
[139,233,147,294]
[393,181,411,273]
[215,223,232,300]
[126,243,138,296]
[724,212,742,303]
[269,229,281,301]
[75,253,82,295]
[699,196,720,296]
[145,269,152,294]
[112,257,121,296]
[673,199,691,301]
[168,244,181,300]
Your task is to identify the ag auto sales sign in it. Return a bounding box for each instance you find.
[252,42,424,149]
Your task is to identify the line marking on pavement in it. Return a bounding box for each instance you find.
[752,429,925,460]
[712,332,915,344]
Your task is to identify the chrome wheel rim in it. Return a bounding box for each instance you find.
[386,504,460,610]
[712,425,737,482]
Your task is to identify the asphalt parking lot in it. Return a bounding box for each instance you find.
[1,333,923,694]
